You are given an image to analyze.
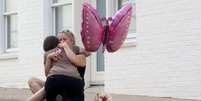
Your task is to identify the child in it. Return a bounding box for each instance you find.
[27,35,62,101]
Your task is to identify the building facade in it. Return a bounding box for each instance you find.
[0,0,200,100]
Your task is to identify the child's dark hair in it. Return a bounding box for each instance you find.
[43,36,59,52]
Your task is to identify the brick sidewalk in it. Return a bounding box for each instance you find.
[0,87,200,101]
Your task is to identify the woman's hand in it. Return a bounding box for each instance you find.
[59,40,69,48]
[80,48,91,57]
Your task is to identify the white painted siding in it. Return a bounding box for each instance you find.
[0,0,90,88]
[0,0,45,88]
[105,0,201,100]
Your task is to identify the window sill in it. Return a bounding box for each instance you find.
[0,52,18,60]
[122,34,137,47]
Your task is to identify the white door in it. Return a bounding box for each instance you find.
[90,46,105,85]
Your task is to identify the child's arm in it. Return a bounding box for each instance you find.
[44,49,62,76]
[44,57,52,77]
[44,51,59,76]
[44,53,52,77]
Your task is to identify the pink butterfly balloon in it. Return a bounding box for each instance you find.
[81,2,133,52]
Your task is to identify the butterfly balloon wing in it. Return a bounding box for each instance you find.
[107,3,133,52]
[81,2,104,52]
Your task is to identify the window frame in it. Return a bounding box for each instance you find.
[119,0,136,38]
[1,0,18,53]
[0,0,4,54]
[114,0,136,46]
[50,0,73,35]
[0,0,18,59]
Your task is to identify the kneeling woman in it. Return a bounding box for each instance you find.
[44,32,86,101]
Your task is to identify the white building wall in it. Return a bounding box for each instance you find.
[105,0,201,100]
[0,0,201,100]
[0,0,45,88]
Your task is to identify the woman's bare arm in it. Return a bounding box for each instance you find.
[80,48,91,57]
[60,42,86,67]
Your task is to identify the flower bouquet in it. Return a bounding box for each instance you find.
[94,92,112,101]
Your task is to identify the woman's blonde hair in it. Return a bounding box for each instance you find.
[59,30,75,45]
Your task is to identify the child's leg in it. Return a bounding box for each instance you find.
[28,77,45,93]
[26,87,46,101]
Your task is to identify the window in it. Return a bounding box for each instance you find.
[119,0,136,34]
[90,0,97,8]
[51,0,73,34]
[3,0,18,51]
